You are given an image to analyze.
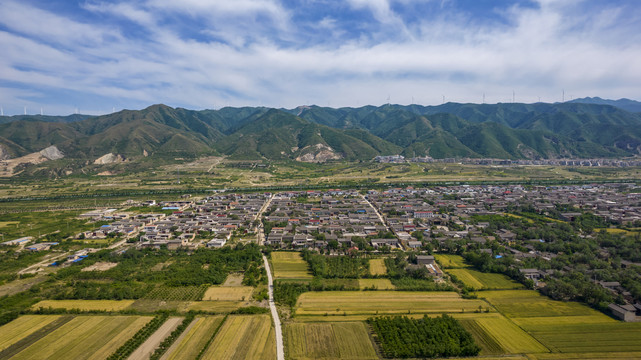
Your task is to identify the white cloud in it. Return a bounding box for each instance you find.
[0,0,639,115]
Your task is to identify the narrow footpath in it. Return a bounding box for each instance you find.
[263,255,285,360]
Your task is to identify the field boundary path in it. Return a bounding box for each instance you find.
[263,254,284,360]
[127,316,183,360]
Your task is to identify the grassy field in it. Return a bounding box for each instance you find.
[368,258,387,276]
[163,316,225,360]
[222,273,245,286]
[202,286,254,301]
[286,322,378,360]
[447,268,525,290]
[479,290,600,318]
[358,278,395,290]
[271,252,312,280]
[0,315,62,352]
[31,299,135,312]
[200,315,275,360]
[295,291,491,316]
[434,254,468,268]
[8,315,151,360]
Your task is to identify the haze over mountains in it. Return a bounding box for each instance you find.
[1,99,641,171]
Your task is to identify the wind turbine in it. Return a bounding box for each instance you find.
[24,106,27,115]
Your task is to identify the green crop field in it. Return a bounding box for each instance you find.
[7,315,151,360]
[200,315,275,360]
[163,316,225,360]
[271,252,312,279]
[527,352,641,359]
[295,291,491,316]
[468,316,549,354]
[368,258,387,275]
[144,285,208,301]
[479,290,599,318]
[202,286,254,301]
[447,268,524,290]
[434,254,468,268]
[31,299,135,312]
[358,278,395,290]
[0,315,62,352]
[286,322,378,360]
[514,319,641,353]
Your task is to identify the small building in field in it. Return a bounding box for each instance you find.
[608,303,637,322]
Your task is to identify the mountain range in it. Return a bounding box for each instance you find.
[1,100,640,175]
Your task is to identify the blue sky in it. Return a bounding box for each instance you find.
[0,0,639,115]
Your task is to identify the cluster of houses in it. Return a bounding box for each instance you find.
[81,194,268,250]
[374,155,641,167]
[263,190,390,249]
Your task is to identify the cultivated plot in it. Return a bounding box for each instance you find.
[271,252,313,280]
[286,322,378,360]
[434,254,468,268]
[0,315,62,352]
[202,286,254,301]
[186,301,244,312]
[295,291,491,316]
[162,316,224,360]
[516,320,641,353]
[447,268,524,290]
[7,315,151,360]
[479,290,599,318]
[31,299,135,312]
[200,315,275,360]
[368,258,387,276]
[358,278,395,290]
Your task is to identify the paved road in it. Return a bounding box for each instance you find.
[255,194,273,245]
[360,194,389,230]
[263,255,284,360]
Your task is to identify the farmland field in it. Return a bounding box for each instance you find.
[434,254,468,268]
[200,315,275,360]
[162,316,225,360]
[479,290,599,318]
[7,315,152,360]
[295,291,491,315]
[514,319,641,353]
[368,258,387,275]
[31,299,134,312]
[186,301,244,312]
[271,252,312,279]
[144,285,208,301]
[465,316,548,354]
[358,278,395,290]
[203,286,254,301]
[129,300,191,313]
[0,315,62,352]
[286,322,378,360]
[447,268,524,290]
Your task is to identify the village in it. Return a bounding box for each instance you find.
[4,182,641,322]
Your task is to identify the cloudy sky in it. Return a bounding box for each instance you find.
[1,0,640,115]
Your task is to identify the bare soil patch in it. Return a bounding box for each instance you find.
[82,262,118,272]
